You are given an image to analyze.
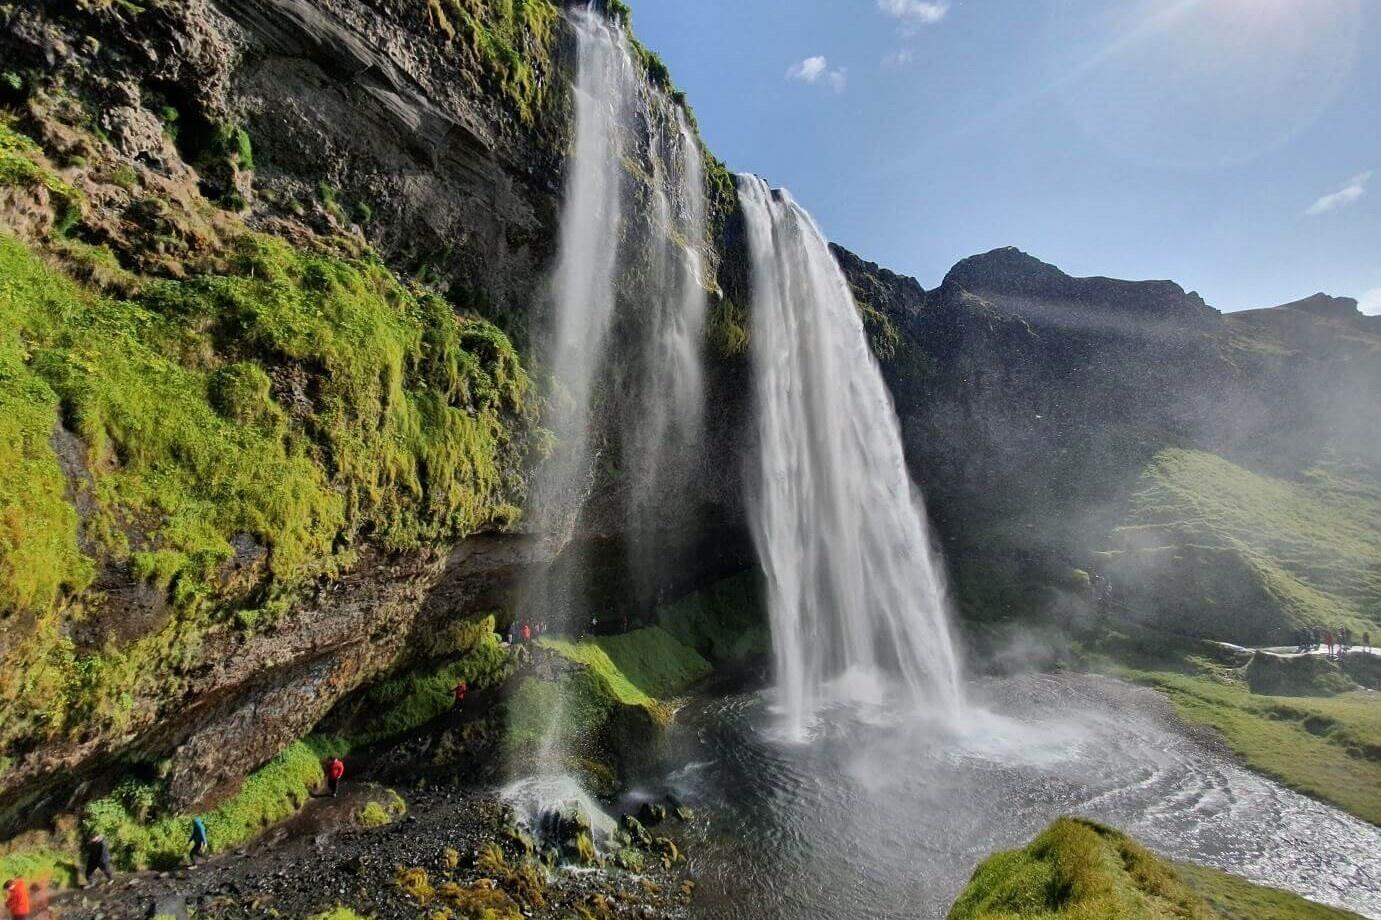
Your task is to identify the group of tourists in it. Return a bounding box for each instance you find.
[1295,625,1371,658]
[506,621,545,645]
[2,758,351,914]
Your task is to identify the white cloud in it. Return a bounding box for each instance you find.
[786,56,848,93]
[882,48,914,69]
[1360,288,1381,315]
[786,56,828,83]
[1305,171,1371,216]
[878,0,950,32]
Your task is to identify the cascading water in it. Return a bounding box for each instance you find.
[516,7,637,779]
[738,175,963,740]
[528,8,635,545]
[509,5,709,800]
[621,108,710,595]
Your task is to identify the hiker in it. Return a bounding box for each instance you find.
[83,834,113,887]
[520,622,532,643]
[4,879,29,920]
[452,678,468,712]
[1365,631,1372,653]
[506,623,517,645]
[326,756,345,797]
[188,815,209,866]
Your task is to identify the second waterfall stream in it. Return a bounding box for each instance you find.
[738,175,964,740]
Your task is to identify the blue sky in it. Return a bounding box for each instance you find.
[630,0,1380,313]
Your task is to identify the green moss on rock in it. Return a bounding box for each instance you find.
[948,817,1361,920]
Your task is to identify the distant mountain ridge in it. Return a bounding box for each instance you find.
[834,243,1381,647]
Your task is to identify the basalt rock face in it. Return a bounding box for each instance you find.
[837,245,1381,644]
[0,0,751,833]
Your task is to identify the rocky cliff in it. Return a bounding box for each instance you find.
[2,0,1377,864]
[0,0,752,839]
[837,244,1381,648]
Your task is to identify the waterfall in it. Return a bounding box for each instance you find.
[738,175,963,740]
[515,6,709,780]
[621,108,710,595]
[529,8,636,543]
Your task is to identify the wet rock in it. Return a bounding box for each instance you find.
[652,837,681,869]
[620,815,652,848]
[637,802,667,826]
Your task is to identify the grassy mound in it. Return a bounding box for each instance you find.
[1107,449,1381,643]
[655,571,768,665]
[504,625,715,786]
[948,817,1362,920]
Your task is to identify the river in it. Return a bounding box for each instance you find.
[654,673,1381,919]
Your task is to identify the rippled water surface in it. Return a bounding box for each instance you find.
[664,674,1381,919]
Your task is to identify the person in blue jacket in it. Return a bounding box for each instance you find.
[188,816,209,867]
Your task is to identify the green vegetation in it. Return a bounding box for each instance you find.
[540,627,712,706]
[356,789,406,828]
[0,848,80,887]
[419,0,560,125]
[706,297,750,358]
[947,817,1362,920]
[321,615,514,748]
[656,571,768,664]
[505,624,719,784]
[1114,661,1381,825]
[0,214,533,752]
[80,739,332,871]
[0,119,82,234]
[307,908,370,920]
[1176,862,1364,920]
[1108,449,1381,641]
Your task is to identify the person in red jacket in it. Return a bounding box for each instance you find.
[326,757,345,797]
[520,623,532,643]
[452,679,467,712]
[5,878,30,920]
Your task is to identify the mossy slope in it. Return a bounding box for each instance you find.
[948,817,1362,920]
[1107,449,1381,642]
[0,112,534,773]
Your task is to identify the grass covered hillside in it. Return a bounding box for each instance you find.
[0,110,536,777]
[1098,635,1381,826]
[1107,449,1381,643]
[948,817,1363,920]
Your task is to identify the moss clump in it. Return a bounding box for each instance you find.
[396,865,436,905]
[419,0,560,126]
[307,908,370,920]
[948,817,1361,920]
[706,297,749,358]
[356,790,406,828]
[0,118,83,233]
[539,627,712,705]
[322,615,512,749]
[79,739,327,870]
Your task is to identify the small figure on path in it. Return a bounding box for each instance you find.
[326,756,345,797]
[452,679,467,712]
[521,622,532,643]
[4,879,29,920]
[1364,631,1372,653]
[188,815,209,866]
[83,835,113,887]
